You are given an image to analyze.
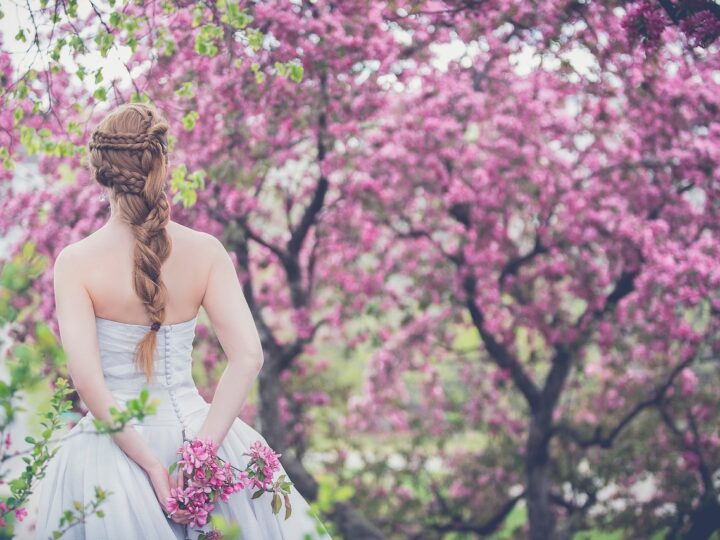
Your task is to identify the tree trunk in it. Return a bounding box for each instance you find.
[526,410,556,540]
[256,349,386,539]
[256,355,284,452]
[682,497,720,540]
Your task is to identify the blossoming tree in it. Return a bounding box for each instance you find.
[343,1,720,538]
[2,0,719,539]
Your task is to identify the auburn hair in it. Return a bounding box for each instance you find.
[87,102,172,383]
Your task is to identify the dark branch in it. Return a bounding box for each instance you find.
[240,218,288,263]
[550,355,695,448]
[287,176,328,258]
[428,482,526,535]
[464,275,542,410]
[499,236,548,286]
[287,66,329,258]
[278,319,327,372]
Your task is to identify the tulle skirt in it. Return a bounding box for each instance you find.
[33,404,333,540]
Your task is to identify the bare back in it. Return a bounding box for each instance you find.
[75,219,216,325]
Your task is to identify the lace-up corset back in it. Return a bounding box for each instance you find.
[93,315,204,431]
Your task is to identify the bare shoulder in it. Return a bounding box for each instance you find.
[52,241,92,298]
[53,237,91,274]
[167,220,225,260]
[54,241,79,270]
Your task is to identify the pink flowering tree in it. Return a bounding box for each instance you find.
[3,1,720,539]
[340,1,720,539]
[623,0,720,49]
[1,0,405,537]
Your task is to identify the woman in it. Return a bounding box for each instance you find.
[33,103,332,540]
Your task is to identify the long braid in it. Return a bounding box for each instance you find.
[88,103,172,383]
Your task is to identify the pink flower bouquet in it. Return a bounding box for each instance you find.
[166,438,294,536]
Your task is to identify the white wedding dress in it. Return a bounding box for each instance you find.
[33,315,332,540]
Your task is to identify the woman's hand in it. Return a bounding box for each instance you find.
[146,463,192,525]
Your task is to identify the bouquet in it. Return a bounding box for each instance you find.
[166,437,294,536]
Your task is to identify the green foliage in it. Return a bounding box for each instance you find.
[6,0,304,176]
[490,503,526,539]
[130,91,152,104]
[169,163,206,208]
[218,0,254,29]
[182,110,200,131]
[251,62,265,84]
[175,81,195,99]
[156,26,176,57]
[207,513,242,539]
[93,30,115,58]
[274,61,305,83]
[195,24,223,57]
[14,125,84,160]
[50,485,111,539]
[89,387,160,433]
[0,378,74,536]
[247,28,264,52]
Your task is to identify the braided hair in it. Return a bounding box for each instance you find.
[88,103,172,383]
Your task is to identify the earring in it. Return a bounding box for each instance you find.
[99,190,106,202]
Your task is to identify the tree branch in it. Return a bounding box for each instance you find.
[464,274,542,410]
[428,482,526,535]
[550,355,695,448]
[287,65,329,258]
[499,236,548,286]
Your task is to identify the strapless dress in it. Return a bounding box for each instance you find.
[32,315,332,540]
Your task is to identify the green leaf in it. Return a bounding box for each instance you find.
[271,492,281,514]
[16,81,29,99]
[175,81,195,98]
[180,190,196,207]
[182,111,199,131]
[335,484,354,502]
[247,28,263,52]
[283,493,292,520]
[222,1,253,29]
[289,63,304,83]
[94,30,115,57]
[171,164,187,188]
[195,24,222,57]
[192,5,204,27]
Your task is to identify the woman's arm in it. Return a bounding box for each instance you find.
[194,237,264,446]
[53,246,164,475]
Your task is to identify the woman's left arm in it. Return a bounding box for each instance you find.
[53,245,164,475]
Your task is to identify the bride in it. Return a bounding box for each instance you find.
[33,102,331,539]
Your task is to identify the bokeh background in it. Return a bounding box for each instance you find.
[1,1,719,539]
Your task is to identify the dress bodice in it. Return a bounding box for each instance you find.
[87,315,209,434]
